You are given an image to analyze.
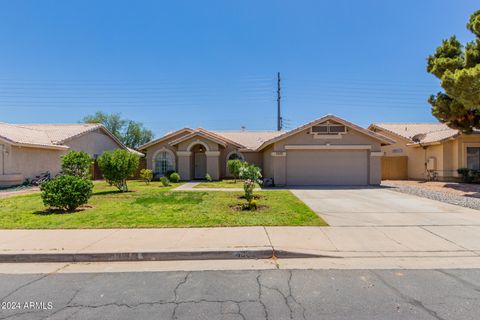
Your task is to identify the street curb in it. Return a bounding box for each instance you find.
[0,249,330,263]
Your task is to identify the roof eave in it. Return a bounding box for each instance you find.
[138,128,193,150]
[13,142,69,150]
[168,131,228,148]
[257,115,394,151]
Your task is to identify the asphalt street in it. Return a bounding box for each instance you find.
[0,269,479,320]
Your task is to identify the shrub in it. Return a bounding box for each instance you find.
[40,175,93,212]
[61,150,92,179]
[160,176,170,187]
[205,173,212,182]
[97,149,140,192]
[248,199,257,210]
[227,159,243,183]
[458,168,474,183]
[165,170,176,178]
[169,172,181,183]
[140,169,153,185]
[239,164,263,210]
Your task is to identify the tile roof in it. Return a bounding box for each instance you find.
[142,115,394,151]
[17,123,103,144]
[0,123,126,150]
[0,122,58,148]
[370,123,461,144]
[213,130,285,150]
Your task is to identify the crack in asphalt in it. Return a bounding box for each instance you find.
[2,270,479,319]
[221,301,246,320]
[256,272,269,320]
[0,264,72,320]
[371,271,448,320]
[171,271,190,319]
[260,271,306,320]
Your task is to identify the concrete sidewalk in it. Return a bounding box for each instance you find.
[1,226,480,263]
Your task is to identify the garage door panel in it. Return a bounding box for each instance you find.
[286,150,368,186]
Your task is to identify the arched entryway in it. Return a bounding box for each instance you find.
[191,144,207,179]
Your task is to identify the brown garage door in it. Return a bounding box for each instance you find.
[286,150,368,186]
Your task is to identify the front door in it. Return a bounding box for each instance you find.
[194,152,206,179]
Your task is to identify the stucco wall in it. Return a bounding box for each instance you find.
[177,137,219,152]
[142,132,265,180]
[377,129,448,180]
[219,144,238,178]
[1,129,125,185]
[262,145,274,180]
[265,126,382,185]
[243,152,262,168]
[272,127,382,152]
[142,131,187,173]
[65,129,122,158]
[5,145,65,181]
[457,135,480,171]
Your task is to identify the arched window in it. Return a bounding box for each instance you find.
[154,151,175,176]
[227,151,244,161]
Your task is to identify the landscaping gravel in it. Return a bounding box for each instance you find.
[382,181,480,211]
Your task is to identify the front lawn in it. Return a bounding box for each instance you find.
[195,179,259,189]
[0,181,326,228]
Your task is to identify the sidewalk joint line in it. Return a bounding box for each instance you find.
[419,226,471,252]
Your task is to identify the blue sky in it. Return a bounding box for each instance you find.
[0,0,478,136]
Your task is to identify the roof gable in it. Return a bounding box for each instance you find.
[169,130,231,148]
[0,122,128,151]
[138,128,193,150]
[257,114,394,150]
[368,123,465,145]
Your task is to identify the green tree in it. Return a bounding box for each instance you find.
[83,111,125,140]
[427,10,480,132]
[227,159,243,183]
[97,149,140,192]
[82,112,154,149]
[123,121,154,149]
[61,150,92,179]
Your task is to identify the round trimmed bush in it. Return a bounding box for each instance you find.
[169,172,181,183]
[40,175,94,212]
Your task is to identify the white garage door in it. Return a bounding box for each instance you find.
[286,150,368,186]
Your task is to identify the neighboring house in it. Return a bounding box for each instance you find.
[0,123,130,187]
[139,115,393,186]
[369,122,480,181]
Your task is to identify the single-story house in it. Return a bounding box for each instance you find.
[139,115,393,186]
[0,123,132,187]
[368,122,480,181]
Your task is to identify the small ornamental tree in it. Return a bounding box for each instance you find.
[40,175,93,212]
[239,163,262,210]
[97,149,140,192]
[427,10,480,132]
[227,159,243,183]
[139,169,153,185]
[61,150,92,179]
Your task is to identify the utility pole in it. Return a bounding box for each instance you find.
[277,72,282,131]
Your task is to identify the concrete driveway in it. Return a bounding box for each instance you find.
[285,187,480,258]
[290,187,480,227]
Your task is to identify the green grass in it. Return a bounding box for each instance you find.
[194,179,259,189]
[0,180,326,229]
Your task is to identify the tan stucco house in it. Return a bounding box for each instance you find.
[0,123,129,187]
[369,122,480,181]
[139,115,393,186]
